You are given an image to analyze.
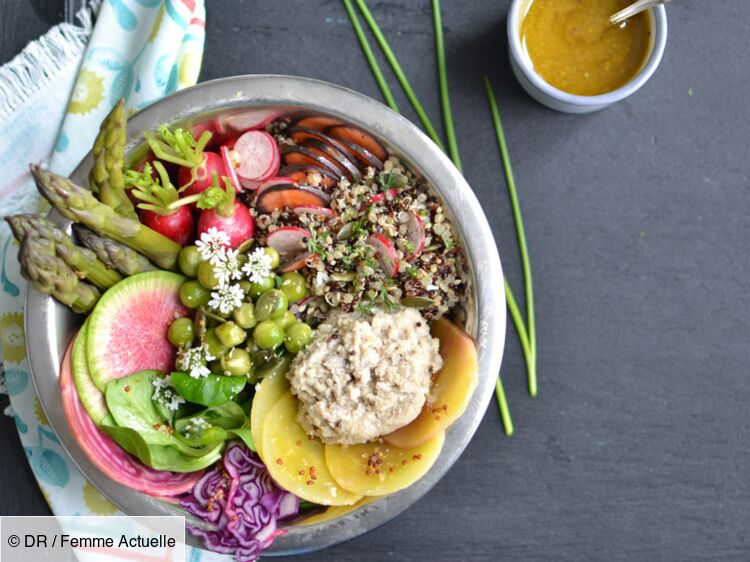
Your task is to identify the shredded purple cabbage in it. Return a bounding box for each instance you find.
[181,442,300,561]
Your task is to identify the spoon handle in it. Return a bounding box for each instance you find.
[610,0,671,26]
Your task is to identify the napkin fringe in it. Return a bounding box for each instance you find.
[0,0,102,120]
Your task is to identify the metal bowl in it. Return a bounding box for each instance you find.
[25,75,506,555]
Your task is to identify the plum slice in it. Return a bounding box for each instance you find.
[303,139,361,182]
[257,176,298,194]
[256,184,331,214]
[325,125,388,162]
[293,115,344,131]
[281,145,344,179]
[290,126,366,175]
[279,164,338,188]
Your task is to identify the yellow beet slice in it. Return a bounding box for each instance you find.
[251,369,290,459]
[324,431,445,496]
[298,496,378,526]
[262,393,361,506]
[384,318,478,448]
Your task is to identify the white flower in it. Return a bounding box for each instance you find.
[177,346,214,379]
[242,247,273,283]
[208,283,245,314]
[213,248,243,286]
[151,375,186,412]
[196,227,231,265]
[181,417,210,439]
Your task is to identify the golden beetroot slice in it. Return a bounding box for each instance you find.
[325,125,388,162]
[384,318,478,448]
[251,368,290,458]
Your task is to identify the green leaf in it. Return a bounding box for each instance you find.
[171,371,246,407]
[227,428,256,452]
[105,370,173,445]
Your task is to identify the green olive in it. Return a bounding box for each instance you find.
[168,317,195,347]
[276,310,297,329]
[178,246,202,277]
[179,280,210,308]
[264,247,281,269]
[232,302,257,329]
[255,289,288,322]
[215,321,247,347]
[285,322,313,354]
[253,320,285,349]
[249,276,275,299]
[280,271,308,303]
[203,328,228,359]
[197,260,221,289]
[219,348,254,377]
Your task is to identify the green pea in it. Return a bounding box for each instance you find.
[249,276,275,299]
[264,247,281,269]
[197,260,221,289]
[280,271,308,303]
[253,320,285,349]
[255,289,288,322]
[203,328,228,359]
[285,322,313,354]
[215,321,247,347]
[239,280,253,295]
[232,302,257,329]
[178,246,202,277]
[220,348,254,377]
[180,280,210,308]
[276,310,297,329]
[168,317,195,347]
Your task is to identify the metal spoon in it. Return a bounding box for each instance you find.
[610,0,671,26]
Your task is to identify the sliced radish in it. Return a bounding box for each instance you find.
[293,206,336,218]
[233,131,280,187]
[279,165,338,188]
[404,212,426,260]
[266,227,310,258]
[366,233,399,277]
[221,145,241,192]
[278,252,313,273]
[325,125,388,162]
[282,145,343,179]
[257,176,298,194]
[370,189,398,203]
[303,139,361,181]
[256,185,331,214]
[218,108,282,133]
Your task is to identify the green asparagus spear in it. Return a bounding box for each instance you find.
[5,214,122,289]
[89,99,136,218]
[72,224,157,276]
[19,236,100,313]
[30,165,181,270]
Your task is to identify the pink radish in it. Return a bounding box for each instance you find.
[140,206,194,246]
[292,206,336,218]
[370,189,398,203]
[278,252,313,273]
[366,233,399,277]
[218,108,282,133]
[198,199,254,250]
[220,145,241,192]
[257,177,298,194]
[266,227,310,258]
[178,151,225,197]
[404,212,426,260]
[232,131,280,189]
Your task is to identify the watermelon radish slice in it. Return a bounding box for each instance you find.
[370,189,398,203]
[257,176,298,194]
[266,227,310,258]
[292,206,336,218]
[72,319,108,425]
[220,145,242,192]
[404,212,426,260]
[256,185,331,214]
[366,233,399,277]
[60,335,203,496]
[86,271,188,391]
[233,131,280,188]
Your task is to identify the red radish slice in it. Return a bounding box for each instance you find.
[294,115,344,131]
[279,165,338,188]
[257,177,298,194]
[303,139,361,181]
[326,125,388,162]
[221,145,242,192]
[281,146,344,179]
[219,108,282,133]
[292,206,336,218]
[366,233,399,277]
[278,252,313,273]
[256,185,331,214]
[266,227,311,258]
[333,135,385,171]
[370,189,398,203]
[404,212,426,260]
[60,336,202,496]
[233,131,280,187]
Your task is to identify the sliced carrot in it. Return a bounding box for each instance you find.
[325,125,388,162]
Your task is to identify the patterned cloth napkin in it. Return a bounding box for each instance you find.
[0,1,223,559]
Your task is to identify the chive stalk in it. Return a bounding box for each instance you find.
[495,378,514,436]
[484,77,537,397]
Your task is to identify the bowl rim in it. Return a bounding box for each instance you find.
[25,74,506,556]
[507,0,668,107]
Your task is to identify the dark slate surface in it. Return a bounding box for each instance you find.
[2,1,750,560]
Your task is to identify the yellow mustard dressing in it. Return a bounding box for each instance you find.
[520,0,653,96]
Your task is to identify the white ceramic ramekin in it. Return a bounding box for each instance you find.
[507,0,668,113]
